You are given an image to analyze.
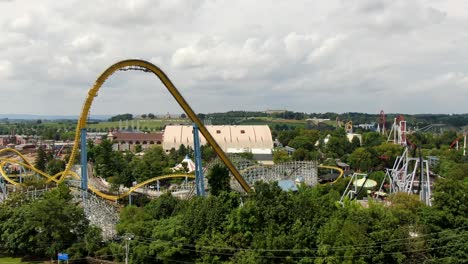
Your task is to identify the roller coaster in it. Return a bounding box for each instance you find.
[0,59,344,202]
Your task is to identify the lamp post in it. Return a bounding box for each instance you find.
[124,233,134,264]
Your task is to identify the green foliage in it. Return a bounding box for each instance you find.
[85,226,103,256]
[0,185,89,258]
[134,144,142,153]
[45,158,66,175]
[325,131,351,158]
[34,146,50,172]
[207,164,231,196]
[362,132,384,147]
[109,113,133,122]
[348,147,376,172]
[273,149,292,164]
[145,192,179,220]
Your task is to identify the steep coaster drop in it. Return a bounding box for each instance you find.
[0,59,251,201]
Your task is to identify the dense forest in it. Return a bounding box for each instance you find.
[1,158,466,263]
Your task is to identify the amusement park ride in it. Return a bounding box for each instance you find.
[0,59,244,203]
[0,59,343,206]
[340,111,435,206]
[1,61,462,209]
[450,132,467,157]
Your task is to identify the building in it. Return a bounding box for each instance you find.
[107,131,163,151]
[357,123,376,130]
[0,136,15,147]
[162,125,274,163]
[0,135,27,147]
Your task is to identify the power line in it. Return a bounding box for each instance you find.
[129,231,467,259]
[128,226,467,253]
[127,237,468,260]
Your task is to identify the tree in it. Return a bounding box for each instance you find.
[94,139,115,177]
[46,159,66,176]
[350,135,361,151]
[348,147,376,172]
[292,148,310,161]
[277,130,299,146]
[0,184,88,258]
[362,132,384,147]
[135,144,142,153]
[288,136,315,151]
[177,144,187,159]
[85,226,103,256]
[145,192,179,220]
[273,149,292,164]
[207,164,230,196]
[148,113,155,119]
[34,146,49,172]
[325,131,351,158]
[373,143,403,169]
[109,113,133,122]
[141,114,147,119]
[201,145,216,163]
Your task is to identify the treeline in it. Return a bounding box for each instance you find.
[109,113,133,122]
[0,121,76,139]
[1,160,465,263]
[93,155,467,263]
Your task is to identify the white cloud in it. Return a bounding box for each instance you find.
[0,60,12,79]
[9,14,31,30]
[284,32,319,59]
[0,0,467,115]
[70,34,103,53]
[307,34,346,62]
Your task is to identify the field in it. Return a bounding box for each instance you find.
[86,118,191,131]
[0,257,40,263]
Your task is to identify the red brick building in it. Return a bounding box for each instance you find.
[107,132,163,152]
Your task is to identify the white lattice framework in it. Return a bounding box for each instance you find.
[207,157,318,192]
[380,147,432,206]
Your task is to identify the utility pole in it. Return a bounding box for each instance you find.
[124,233,134,264]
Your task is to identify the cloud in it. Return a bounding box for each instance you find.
[0,0,467,115]
[283,32,319,60]
[307,34,346,62]
[171,36,281,82]
[334,0,446,34]
[8,13,31,30]
[70,34,103,53]
[0,60,13,79]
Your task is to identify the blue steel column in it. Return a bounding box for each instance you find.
[80,129,88,205]
[193,124,205,196]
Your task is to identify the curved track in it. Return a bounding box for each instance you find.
[0,156,195,201]
[0,59,251,201]
[318,165,344,184]
[63,59,249,192]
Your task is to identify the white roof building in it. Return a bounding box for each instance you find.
[162,125,274,155]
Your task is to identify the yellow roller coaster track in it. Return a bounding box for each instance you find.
[0,160,194,201]
[0,59,250,200]
[62,59,250,192]
[318,165,344,184]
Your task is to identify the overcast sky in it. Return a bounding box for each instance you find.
[1,0,467,116]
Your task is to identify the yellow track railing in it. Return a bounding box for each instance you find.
[0,59,251,200]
